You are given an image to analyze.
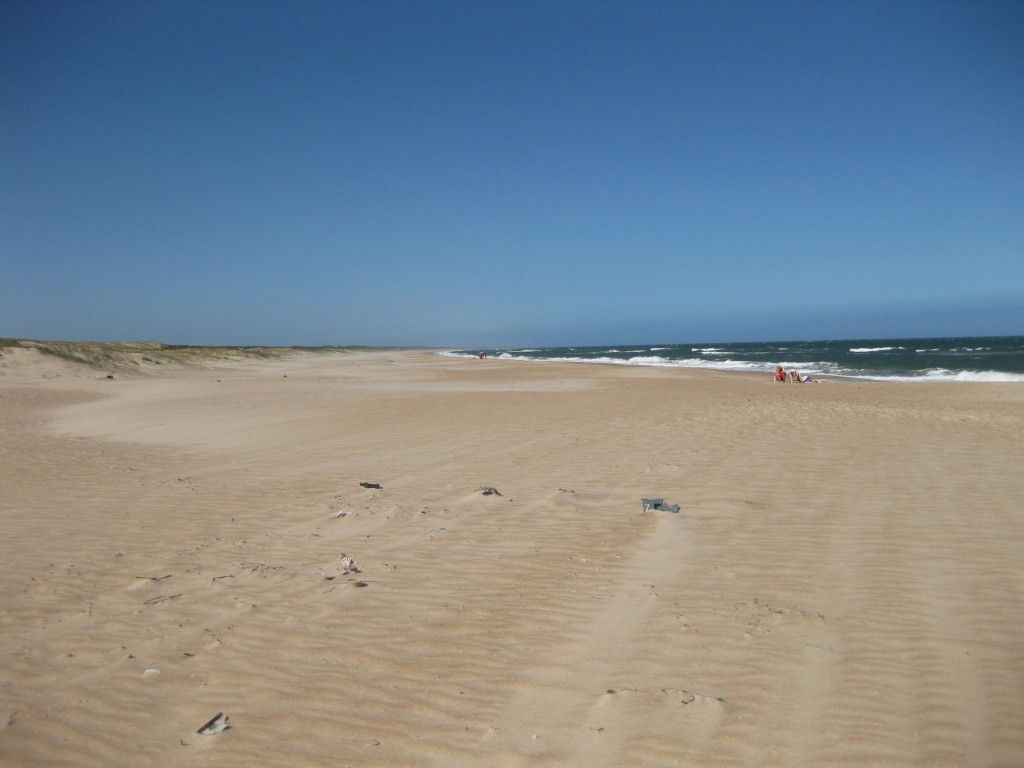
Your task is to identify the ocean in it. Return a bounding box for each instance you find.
[446,336,1024,382]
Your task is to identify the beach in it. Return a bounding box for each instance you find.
[1,347,1023,767]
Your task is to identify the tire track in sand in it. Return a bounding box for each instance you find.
[476,508,724,768]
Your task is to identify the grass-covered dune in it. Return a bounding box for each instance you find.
[0,338,362,374]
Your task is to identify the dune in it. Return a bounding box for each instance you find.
[1,347,1022,767]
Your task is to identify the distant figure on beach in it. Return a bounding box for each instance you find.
[774,365,786,382]
[788,371,819,383]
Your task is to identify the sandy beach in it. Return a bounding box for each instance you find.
[1,347,1022,767]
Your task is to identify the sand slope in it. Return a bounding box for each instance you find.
[2,351,1022,766]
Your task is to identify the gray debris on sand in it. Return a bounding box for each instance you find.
[642,498,680,513]
[321,555,361,580]
[479,486,502,496]
[197,712,230,735]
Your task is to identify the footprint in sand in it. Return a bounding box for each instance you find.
[126,573,173,591]
[318,555,361,581]
[593,686,726,733]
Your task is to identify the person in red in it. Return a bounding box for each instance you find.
[774,365,786,382]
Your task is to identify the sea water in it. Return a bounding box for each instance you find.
[447,336,1024,382]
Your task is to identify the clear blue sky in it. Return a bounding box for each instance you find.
[2,1,1022,347]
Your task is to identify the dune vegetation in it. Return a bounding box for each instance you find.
[0,339,353,374]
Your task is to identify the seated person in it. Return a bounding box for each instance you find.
[774,365,786,382]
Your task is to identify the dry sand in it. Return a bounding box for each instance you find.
[1,347,1023,767]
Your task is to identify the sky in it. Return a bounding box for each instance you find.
[2,0,1022,348]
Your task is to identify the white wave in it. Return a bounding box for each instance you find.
[842,368,1024,382]
[439,350,1023,382]
[850,346,903,353]
[503,355,623,365]
[696,359,771,372]
[780,361,833,374]
[459,352,773,373]
[626,355,672,365]
[903,369,1024,382]
[629,356,772,372]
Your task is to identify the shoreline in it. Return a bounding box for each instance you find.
[2,349,1022,766]
[438,336,1024,383]
[435,350,1002,385]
